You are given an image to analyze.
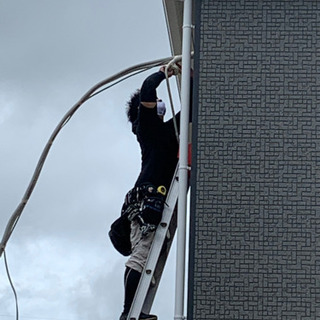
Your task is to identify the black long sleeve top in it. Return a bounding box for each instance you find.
[134,72,178,190]
[134,71,192,191]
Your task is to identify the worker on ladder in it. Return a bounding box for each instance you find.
[114,64,180,320]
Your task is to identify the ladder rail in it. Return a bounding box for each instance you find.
[141,208,177,315]
[127,165,179,320]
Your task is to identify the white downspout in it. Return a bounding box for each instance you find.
[174,0,192,319]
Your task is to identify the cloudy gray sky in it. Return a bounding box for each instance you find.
[0,1,182,319]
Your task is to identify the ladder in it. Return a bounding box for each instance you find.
[127,164,180,320]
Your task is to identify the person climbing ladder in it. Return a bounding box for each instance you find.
[109,63,192,320]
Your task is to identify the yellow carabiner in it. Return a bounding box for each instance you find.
[157,185,167,196]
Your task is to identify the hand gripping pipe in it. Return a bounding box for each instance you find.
[0,55,181,258]
[174,0,193,319]
[165,53,194,143]
[165,55,183,142]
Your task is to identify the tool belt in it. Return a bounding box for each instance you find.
[122,183,166,236]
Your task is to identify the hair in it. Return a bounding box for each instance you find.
[126,89,140,124]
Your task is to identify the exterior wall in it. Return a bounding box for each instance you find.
[189,1,320,319]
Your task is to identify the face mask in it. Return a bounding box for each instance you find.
[157,100,166,116]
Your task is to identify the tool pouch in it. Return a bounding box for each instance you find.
[108,213,132,256]
[109,184,166,255]
[136,196,165,236]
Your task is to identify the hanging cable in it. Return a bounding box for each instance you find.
[89,67,150,99]
[0,52,194,320]
[0,55,180,258]
[3,250,19,320]
[165,55,182,142]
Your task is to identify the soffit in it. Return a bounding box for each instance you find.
[162,0,184,56]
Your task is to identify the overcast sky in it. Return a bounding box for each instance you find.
[0,1,182,320]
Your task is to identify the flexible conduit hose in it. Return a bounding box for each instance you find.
[0,55,186,258]
[165,52,195,143]
[165,56,182,142]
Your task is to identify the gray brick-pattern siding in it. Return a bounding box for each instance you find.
[189,1,320,319]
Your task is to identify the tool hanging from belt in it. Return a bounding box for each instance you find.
[108,184,167,256]
[125,184,167,236]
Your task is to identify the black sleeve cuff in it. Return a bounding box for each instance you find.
[140,71,166,102]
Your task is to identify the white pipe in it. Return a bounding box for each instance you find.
[174,0,192,319]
